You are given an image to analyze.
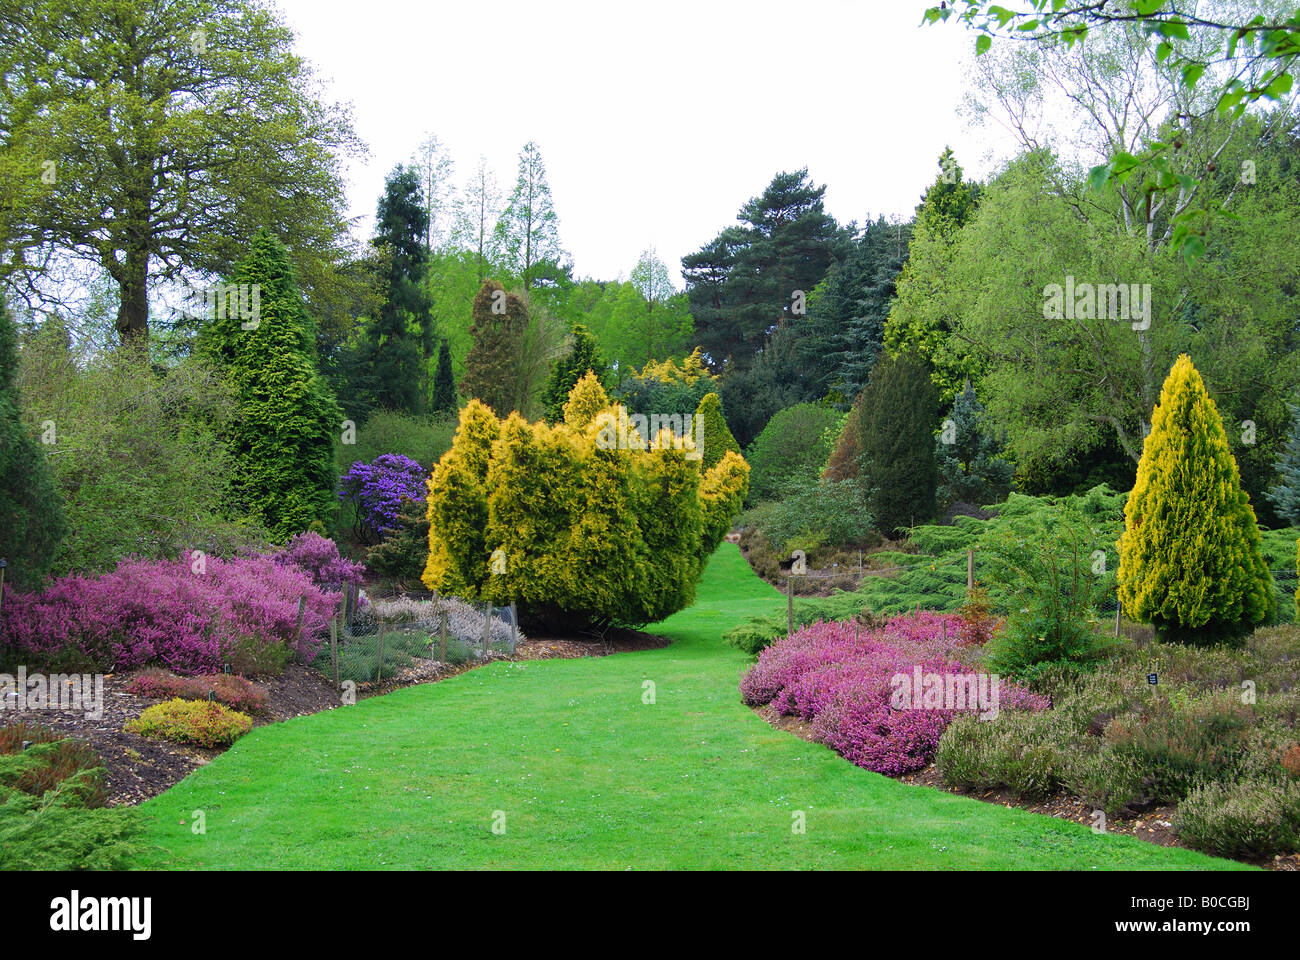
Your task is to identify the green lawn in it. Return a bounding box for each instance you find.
[135,544,1248,870]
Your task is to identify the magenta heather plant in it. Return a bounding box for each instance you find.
[268,531,365,590]
[1,554,337,675]
[740,610,1048,776]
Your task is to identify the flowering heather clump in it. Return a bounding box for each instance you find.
[1,555,336,675]
[269,531,365,590]
[126,669,269,714]
[740,610,1048,776]
[339,454,427,543]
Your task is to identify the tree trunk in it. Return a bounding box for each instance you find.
[115,244,150,341]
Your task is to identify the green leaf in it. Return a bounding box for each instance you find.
[1156,41,1173,63]
[1181,63,1205,88]
[1087,163,1111,192]
[976,34,993,55]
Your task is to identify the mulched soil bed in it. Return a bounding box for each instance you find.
[5,627,668,808]
[754,702,1300,871]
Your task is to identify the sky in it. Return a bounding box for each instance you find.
[275,0,1022,287]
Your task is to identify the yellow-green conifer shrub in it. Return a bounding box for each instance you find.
[1117,354,1274,645]
[422,400,500,598]
[694,392,740,470]
[424,378,749,630]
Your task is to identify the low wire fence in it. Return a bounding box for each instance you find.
[310,585,522,687]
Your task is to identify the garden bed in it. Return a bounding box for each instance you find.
[4,627,669,807]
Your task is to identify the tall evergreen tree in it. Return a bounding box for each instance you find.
[367,164,432,413]
[935,380,1014,510]
[694,392,740,471]
[1266,403,1300,525]
[1118,355,1273,645]
[460,280,529,417]
[682,170,849,371]
[858,351,940,536]
[198,229,342,541]
[431,338,458,415]
[494,141,562,291]
[0,301,67,588]
[543,324,605,422]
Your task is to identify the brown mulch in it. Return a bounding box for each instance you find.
[6,627,669,808]
[753,702,1300,872]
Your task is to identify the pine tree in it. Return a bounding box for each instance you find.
[1117,355,1274,645]
[0,301,67,588]
[1266,403,1300,524]
[859,351,939,536]
[935,380,1013,510]
[368,165,432,413]
[694,392,740,470]
[543,324,605,422]
[431,339,457,414]
[198,228,342,541]
[460,280,528,417]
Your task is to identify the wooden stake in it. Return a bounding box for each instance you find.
[291,595,306,652]
[967,547,975,591]
[787,577,794,638]
[439,608,448,662]
[1115,599,1122,639]
[330,616,339,689]
[376,631,384,684]
[483,603,493,658]
[510,602,518,651]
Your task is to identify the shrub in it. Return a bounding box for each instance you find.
[126,669,269,713]
[740,613,1046,775]
[0,731,137,870]
[543,323,606,422]
[1174,778,1300,859]
[364,496,430,583]
[694,391,741,471]
[125,698,253,748]
[339,454,427,544]
[2,553,337,675]
[16,319,262,576]
[348,409,456,470]
[935,380,1013,511]
[271,531,365,591]
[982,505,1115,682]
[1118,354,1274,645]
[724,592,876,655]
[424,378,749,630]
[0,738,108,808]
[613,349,718,438]
[0,301,67,589]
[743,402,842,504]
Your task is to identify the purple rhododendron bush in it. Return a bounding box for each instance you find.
[0,533,361,675]
[740,611,1049,776]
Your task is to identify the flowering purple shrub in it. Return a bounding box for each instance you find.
[1,554,337,675]
[740,610,1049,775]
[269,531,365,590]
[339,454,427,543]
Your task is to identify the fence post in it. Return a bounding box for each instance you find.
[510,602,518,652]
[439,608,448,662]
[1115,598,1122,639]
[0,560,6,618]
[787,577,794,638]
[483,602,493,658]
[376,631,384,684]
[292,596,306,656]
[967,547,975,591]
[330,615,339,689]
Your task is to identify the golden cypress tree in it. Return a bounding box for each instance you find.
[422,400,500,598]
[1117,354,1273,645]
[561,370,610,430]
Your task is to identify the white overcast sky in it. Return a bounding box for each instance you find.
[275,0,1021,286]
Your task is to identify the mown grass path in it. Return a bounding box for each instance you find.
[136,545,1246,869]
